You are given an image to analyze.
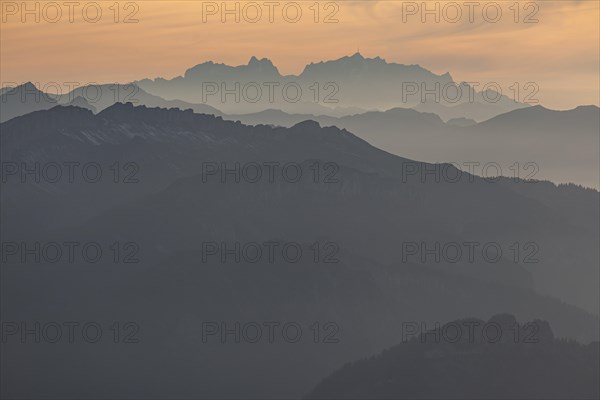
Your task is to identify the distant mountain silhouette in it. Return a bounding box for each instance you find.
[229,105,600,189]
[414,97,528,122]
[307,315,600,399]
[135,53,526,117]
[0,82,60,122]
[0,82,222,122]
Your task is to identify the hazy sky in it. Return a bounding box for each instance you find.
[1,0,598,109]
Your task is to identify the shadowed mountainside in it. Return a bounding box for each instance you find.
[1,103,598,398]
[307,314,600,399]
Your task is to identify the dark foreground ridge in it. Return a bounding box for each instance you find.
[307,314,600,399]
[2,102,599,399]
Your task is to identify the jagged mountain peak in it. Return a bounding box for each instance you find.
[248,55,275,67]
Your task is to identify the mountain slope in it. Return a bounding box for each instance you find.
[2,103,598,398]
[0,82,60,122]
[230,105,600,188]
[2,103,598,313]
[307,315,600,399]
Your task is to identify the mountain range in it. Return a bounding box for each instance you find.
[135,53,527,118]
[2,52,599,398]
[3,78,597,188]
[0,81,221,123]
[0,54,526,121]
[230,105,600,188]
[2,102,598,398]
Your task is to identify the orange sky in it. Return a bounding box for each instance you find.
[1,0,598,109]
